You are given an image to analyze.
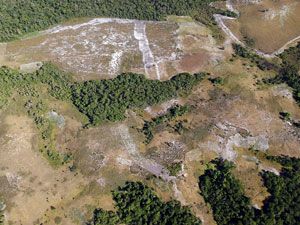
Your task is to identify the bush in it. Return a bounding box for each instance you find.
[232,44,277,71]
[279,42,300,70]
[167,162,182,176]
[279,111,291,121]
[90,209,120,225]
[209,77,224,85]
[141,104,190,144]
[0,213,4,225]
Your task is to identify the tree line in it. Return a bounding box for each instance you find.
[0,0,236,42]
[89,181,201,225]
[266,43,300,104]
[69,71,205,125]
[233,42,300,105]
[0,63,206,125]
[199,156,300,225]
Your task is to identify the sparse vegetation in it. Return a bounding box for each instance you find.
[232,44,278,71]
[243,36,256,48]
[25,99,72,166]
[260,42,300,104]
[173,121,186,134]
[141,105,190,144]
[89,181,201,225]
[0,65,72,166]
[0,63,205,166]
[1,1,299,223]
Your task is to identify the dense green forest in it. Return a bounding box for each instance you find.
[89,181,201,225]
[71,72,205,125]
[199,156,300,225]
[199,158,258,225]
[259,156,300,225]
[0,63,205,125]
[0,0,235,42]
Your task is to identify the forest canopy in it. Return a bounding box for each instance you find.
[199,156,300,225]
[0,0,234,42]
[89,181,202,225]
[70,71,204,125]
[0,63,206,125]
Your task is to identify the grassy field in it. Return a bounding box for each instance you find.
[1,44,300,225]
[225,0,300,53]
[0,4,300,225]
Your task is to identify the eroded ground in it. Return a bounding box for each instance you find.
[0,9,300,225]
[0,17,228,81]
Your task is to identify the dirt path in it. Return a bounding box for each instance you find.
[114,124,175,182]
[273,35,300,55]
[213,14,242,45]
[215,0,300,58]
[134,21,161,79]
[172,182,186,204]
